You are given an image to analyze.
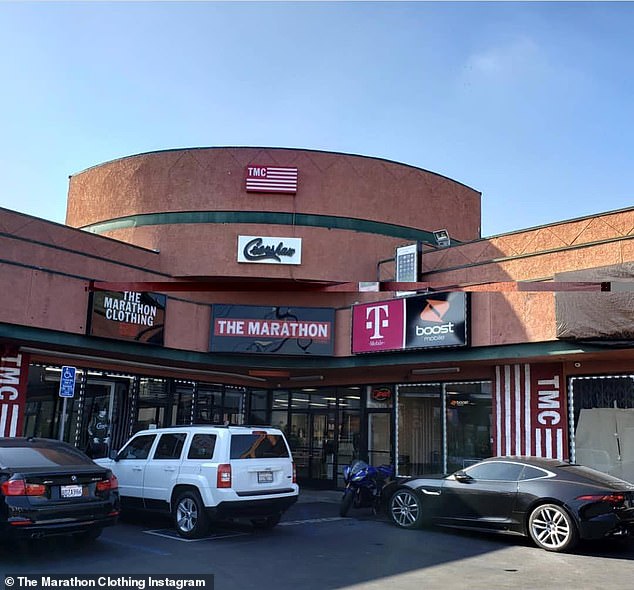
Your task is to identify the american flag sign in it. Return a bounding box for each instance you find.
[245,166,298,194]
[493,363,569,460]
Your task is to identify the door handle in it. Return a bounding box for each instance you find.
[132,467,143,472]
[164,467,176,472]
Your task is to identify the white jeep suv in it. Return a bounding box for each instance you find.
[96,425,298,538]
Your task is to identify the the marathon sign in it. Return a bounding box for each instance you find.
[211,305,335,356]
[89,291,167,345]
[352,292,468,353]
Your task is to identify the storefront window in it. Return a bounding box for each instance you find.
[290,392,309,409]
[224,388,246,424]
[572,375,634,483]
[172,381,194,425]
[24,366,60,439]
[444,381,492,473]
[310,390,337,409]
[248,389,268,425]
[368,412,390,467]
[196,384,223,423]
[339,386,361,409]
[397,384,442,476]
[367,385,394,409]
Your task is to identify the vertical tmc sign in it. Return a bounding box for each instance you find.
[0,347,29,437]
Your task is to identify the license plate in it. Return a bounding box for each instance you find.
[257,471,273,484]
[61,484,83,498]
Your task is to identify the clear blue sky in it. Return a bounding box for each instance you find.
[1,1,632,237]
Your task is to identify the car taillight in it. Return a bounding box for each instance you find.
[576,493,626,506]
[96,474,118,492]
[292,462,296,484]
[1,479,46,496]
[217,464,232,488]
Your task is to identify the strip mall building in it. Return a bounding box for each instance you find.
[1,147,633,488]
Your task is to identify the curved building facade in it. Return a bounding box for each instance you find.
[1,146,633,489]
[66,148,481,282]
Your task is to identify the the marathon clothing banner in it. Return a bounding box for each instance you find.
[211,305,335,356]
[352,292,468,353]
[0,347,29,437]
[89,291,166,345]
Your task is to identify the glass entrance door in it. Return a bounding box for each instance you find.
[289,411,337,487]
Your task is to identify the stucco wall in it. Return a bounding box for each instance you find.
[66,148,481,239]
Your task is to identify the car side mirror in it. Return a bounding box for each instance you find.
[454,471,474,483]
[110,450,120,461]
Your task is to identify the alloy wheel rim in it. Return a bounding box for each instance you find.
[531,506,570,549]
[177,498,198,533]
[391,491,419,527]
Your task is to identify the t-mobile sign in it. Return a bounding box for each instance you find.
[352,299,405,353]
[352,292,467,353]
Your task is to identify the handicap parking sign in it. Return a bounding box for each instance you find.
[59,366,77,398]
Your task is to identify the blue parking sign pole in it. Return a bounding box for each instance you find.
[58,366,77,441]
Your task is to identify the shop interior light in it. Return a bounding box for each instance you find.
[411,367,461,375]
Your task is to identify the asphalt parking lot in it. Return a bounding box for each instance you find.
[1,491,633,590]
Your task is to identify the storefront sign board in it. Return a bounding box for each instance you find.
[352,292,468,353]
[88,291,166,345]
[211,305,335,355]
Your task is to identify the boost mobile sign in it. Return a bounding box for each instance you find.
[352,292,468,353]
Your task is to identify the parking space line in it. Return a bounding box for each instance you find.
[102,538,173,555]
[143,529,249,542]
[279,516,347,526]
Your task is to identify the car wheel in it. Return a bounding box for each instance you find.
[74,527,103,543]
[251,513,282,530]
[173,490,209,539]
[389,488,424,529]
[528,503,578,552]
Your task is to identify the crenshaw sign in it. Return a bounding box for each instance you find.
[238,236,302,265]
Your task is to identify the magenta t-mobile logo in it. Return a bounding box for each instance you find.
[352,299,405,353]
[366,304,390,339]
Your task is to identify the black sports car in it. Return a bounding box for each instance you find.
[382,456,634,552]
[0,437,119,542]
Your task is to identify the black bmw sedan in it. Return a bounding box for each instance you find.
[383,456,634,552]
[0,437,119,542]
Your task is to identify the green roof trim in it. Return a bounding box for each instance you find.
[1,322,615,373]
[80,211,448,244]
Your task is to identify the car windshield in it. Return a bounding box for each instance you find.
[0,445,94,468]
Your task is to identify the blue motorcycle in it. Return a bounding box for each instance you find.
[340,460,394,517]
